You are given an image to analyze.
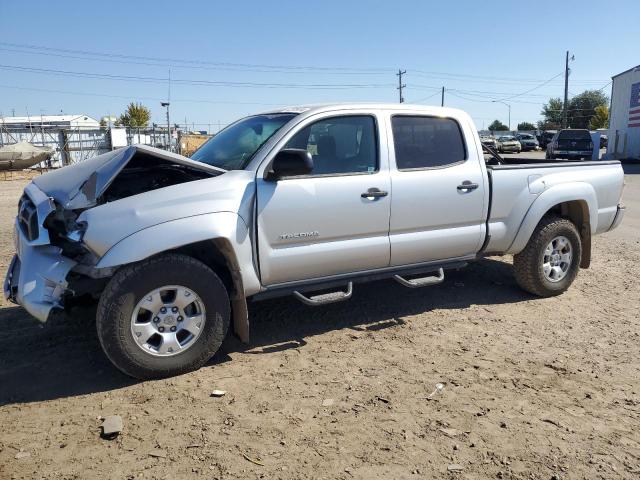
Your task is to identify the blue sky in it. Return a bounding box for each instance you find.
[0,0,637,131]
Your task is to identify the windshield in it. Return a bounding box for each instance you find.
[191,113,297,170]
[518,134,534,139]
[499,136,514,141]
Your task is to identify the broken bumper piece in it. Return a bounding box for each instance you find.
[3,220,76,322]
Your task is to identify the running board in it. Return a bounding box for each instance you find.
[293,282,353,306]
[393,268,444,288]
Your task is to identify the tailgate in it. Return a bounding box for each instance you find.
[557,138,592,150]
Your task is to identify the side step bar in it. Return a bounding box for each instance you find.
[293,282,353,306]
[393,268,444,288]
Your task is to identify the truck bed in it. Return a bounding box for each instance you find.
[484,160,624,254]
[494,158,619,168]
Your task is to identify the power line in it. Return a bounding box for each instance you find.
[0,84,287,106]
[411,91,442,103]
[597,81,612,91]
[494,72,564,101]
[0,46,392,76]
[0,41,609,86]
[409,69,606,86]
[0,41,392,74]
[0,64,395,89]
[408,84,556,98]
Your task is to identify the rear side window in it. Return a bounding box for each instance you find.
[284,115,377,176]
[558,129,591,140]
[392,116,466,170]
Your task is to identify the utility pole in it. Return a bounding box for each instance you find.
[40,111,45,146]
[441,87,445,107]
[397,69,406,103]
[164,68,171,151]
[562,51,574,129]
[161,102,170,151]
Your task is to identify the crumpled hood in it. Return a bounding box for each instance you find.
[79,169,255,258]
[32,145,224,210]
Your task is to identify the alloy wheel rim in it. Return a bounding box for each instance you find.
[542,236,572,282]
[130,285,206,357]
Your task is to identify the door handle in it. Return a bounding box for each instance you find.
[361,188,388,199]
[457,181,479,191]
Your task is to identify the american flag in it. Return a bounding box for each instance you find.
[630,81,640,128]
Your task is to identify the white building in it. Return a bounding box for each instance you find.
[0,114,100,130]
[606,65,640,160]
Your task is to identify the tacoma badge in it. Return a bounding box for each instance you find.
[279,231,319,240]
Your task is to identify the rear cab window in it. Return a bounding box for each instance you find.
[558,130,591,140]
[391,116,467,170]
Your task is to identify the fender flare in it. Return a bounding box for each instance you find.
[507,182,597,255]
[96,212,259,343]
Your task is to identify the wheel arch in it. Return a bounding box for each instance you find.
[172,238,251,343]
[508,183,597,268]
[95,212,259,343]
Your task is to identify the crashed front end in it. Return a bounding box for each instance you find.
[4,145,224,322]
[4,183,79,321]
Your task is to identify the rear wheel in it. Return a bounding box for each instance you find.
[513,216,581,297]
[96,254,230,379]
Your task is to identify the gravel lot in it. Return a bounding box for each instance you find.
[1,162,639,479]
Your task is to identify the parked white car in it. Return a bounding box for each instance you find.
[497,135,522,153]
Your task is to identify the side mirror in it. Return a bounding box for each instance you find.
[266,149,313,180]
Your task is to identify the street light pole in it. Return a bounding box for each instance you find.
[492,100,511,131]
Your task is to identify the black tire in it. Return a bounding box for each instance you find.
[96,253,230,379]
[513,216,581,297]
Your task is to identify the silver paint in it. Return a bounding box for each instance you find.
[4,103,626,327]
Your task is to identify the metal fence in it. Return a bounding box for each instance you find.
[0,125,173,167]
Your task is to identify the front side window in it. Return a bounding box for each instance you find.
[284,115,377,175]
[191,113,296,170]
[392,116,466,170]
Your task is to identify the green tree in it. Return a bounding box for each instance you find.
[541,91,609,130]
[589,104,609,130]
[568,90,608,129]
[488,119,509,131]
[117,102,151,128]
[540,97,564,129]
[517,121,536,131]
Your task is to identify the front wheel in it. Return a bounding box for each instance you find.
[513,216,581,297]
[96,254,230,379]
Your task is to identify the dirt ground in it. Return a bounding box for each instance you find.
[1,165,639,480]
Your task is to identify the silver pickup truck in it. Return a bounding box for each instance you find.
[4,104,625,379]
